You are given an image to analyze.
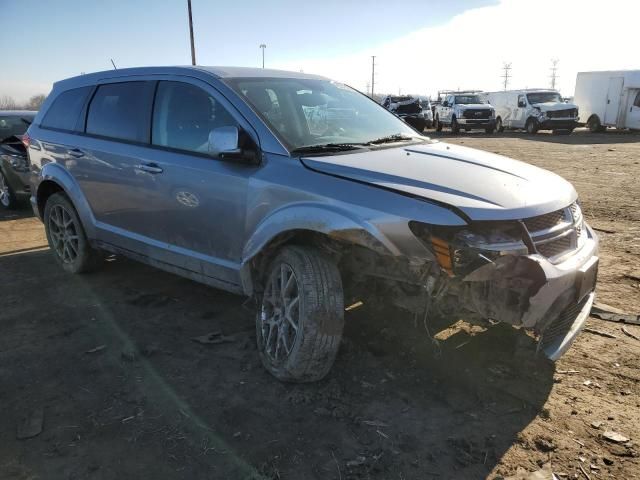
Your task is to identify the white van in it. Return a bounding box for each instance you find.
[486,89,579,134]
[573,70,640,131]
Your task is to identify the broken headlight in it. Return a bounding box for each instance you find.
[410,222,529,276]
[450,227,529,276]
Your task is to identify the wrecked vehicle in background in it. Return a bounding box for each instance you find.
[382,95,427,131]
[0,110,37,209]
[27,66,598,383]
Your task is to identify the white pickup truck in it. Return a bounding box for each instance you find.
[434,92,496,134]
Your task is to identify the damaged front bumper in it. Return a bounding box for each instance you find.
[460,226,599,360]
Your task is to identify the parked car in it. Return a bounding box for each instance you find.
[417,96,434,129]
[381,95,427,131]
[27,67,598,382]
[433,92,496,133]
[486,89,579,134]
[0,110,36,208]
[573,70,640,132]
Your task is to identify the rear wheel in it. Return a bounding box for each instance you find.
[256,246,344,382]
[0,170,18,209]
[496,117,504,132]
[525,118,539,134]
[44,193,102,274]
[435,115,442,132]
[587,115,604,133]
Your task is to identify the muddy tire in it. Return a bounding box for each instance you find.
[44,193,102,274]
[256,246,344,382]
[435,115,442,132]
[0,170,18,209]
[496,117,504,133]
[525,118,539,134]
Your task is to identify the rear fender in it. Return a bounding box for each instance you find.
[37,162,96,238]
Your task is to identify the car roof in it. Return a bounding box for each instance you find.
[53,65,329,91]
[0,110,37,116]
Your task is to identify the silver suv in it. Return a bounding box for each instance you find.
[27,66,599,382]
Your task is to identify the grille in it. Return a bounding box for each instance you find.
[523,203,580,262]
[539,297,587,352]
[463,109,491,119]
[523,209,568,232]
[395,102,422,114]
[547,108,577,118]
[536,235,572,258]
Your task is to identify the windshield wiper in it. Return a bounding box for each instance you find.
[366,134,415,145]
[290,143,367,155]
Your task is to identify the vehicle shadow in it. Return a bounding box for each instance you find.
[0,204,34,222]
[426,128,640,145]
[0,250,556,479]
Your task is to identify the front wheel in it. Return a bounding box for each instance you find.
[44,193,102,273]
[451,117,460,134]
[0,170,18,209]
[435,115,442,132]
[256,246,344,382]
[525,118,539,134]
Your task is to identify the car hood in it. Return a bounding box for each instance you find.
[300,141,577,221]
[532,102,578,112]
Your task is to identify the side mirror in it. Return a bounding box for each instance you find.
[442,101,449,107]
[208,126,241,157]
[518,101,526,108]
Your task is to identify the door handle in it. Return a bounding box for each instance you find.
[137,163,163,174]
[68,148,85,158]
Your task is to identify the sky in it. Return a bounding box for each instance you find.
[1,0,638,102]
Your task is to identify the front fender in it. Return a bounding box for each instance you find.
[239,202,402,294]
[36,163,97,238]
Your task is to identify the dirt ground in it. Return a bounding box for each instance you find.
[1,130,639,480]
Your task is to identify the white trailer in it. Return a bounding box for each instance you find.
[573,70,640,131]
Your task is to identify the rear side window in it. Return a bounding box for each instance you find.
[41,86,92,131]
[86,82,154,142]
[634,91,640,108]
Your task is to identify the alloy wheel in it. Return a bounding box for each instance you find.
[48,204,80,264]
[259,263,301,363]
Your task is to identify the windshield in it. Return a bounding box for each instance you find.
[526,92,562,104]
[0,114,34,141]
[228,78,420,150]
[454,95,483,104]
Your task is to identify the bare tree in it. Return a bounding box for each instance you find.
[0,95,18,110]
[25,94,47,110]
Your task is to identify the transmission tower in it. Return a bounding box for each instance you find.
[550,58,559,90]
[501,62,512,91]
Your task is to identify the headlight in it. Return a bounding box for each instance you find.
[409,222,529,276]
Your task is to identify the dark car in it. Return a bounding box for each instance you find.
[0,110,36,208]
[381,95,427,131]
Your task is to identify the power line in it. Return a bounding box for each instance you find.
[501,62,512,91]
[550,58,559,90]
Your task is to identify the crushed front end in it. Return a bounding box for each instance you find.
[409,201,599,360]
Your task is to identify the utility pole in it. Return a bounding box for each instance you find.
[501,62,512,91]
[550,58,559,90]
[366,82,370,97]
[259,44,266,68]
[371,56,376,99]
[187,0,196,65]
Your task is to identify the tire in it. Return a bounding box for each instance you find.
[451,117,460,134]
[496,117,504,133]
[256,245,344,382]
[525,118,539,134]
[0,170,18,209]
[43,192,102,274]
[435,115,442,132]
[588,115,604,133]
